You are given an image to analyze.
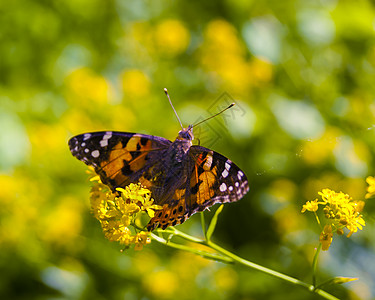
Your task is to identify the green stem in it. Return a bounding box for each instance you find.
[156,227,205,244]
[150,232,233,263]
[312,243,322,288]
[206,240,311,289]
[314,211,322,228]
[200,212,207,239]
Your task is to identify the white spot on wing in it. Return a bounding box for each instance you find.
[219,182,227,192]
[237,170,244,180]
[228,186,233,191]
[100,139,108,147]
[203,152,213,170]
[81,142,86,147]
[91,150,100,158]
[83,133,91,140]
[103,132,112,140]
[84,148,89,153]
[222,169,229,178]
[100,132,112,147]
[235,182,239,187]
[225,160,231,170]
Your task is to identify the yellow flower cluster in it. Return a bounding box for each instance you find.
[302,186,367,251]
[89,171,162,250]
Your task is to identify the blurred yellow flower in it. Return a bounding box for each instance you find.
[0,174,54,250]
[133,250,160,275]
[249,58,273,85]
[120,69,150,99]
[269,178,297,203]
[142,270,178,299]
[365,176,375,199]
[170,250,212,282]
[301,127,340,165]
[214,267,238,292]
[204,19,244,55]
[28,123,68,162]
[65,67,111,105]
[61,109,98,133]
[200,19,272,93]
[0,174,19,205]
[41,196,84,249]
[154,19,190,56]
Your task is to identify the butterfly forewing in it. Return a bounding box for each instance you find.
[68,131,171,190]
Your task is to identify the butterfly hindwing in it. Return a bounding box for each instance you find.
[68,131,171,190]
[188,146,249,213]
[145,146,249,230]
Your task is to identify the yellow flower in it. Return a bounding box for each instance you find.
[139,193,162,218]
[303,187,367,250]
[319,225,333,251]
[90,183,116,219]
[365,176,375,199]
[89,177,162,250]
[116,185,162,218]
[318,189,365,238]
[102,220,127,242]
[118,227,134,246]
[134,231,151,251]
[301,199,319,212]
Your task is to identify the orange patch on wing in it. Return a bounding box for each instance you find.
[195,153,205,165]
[126,135,141,151]
[196,166,217,204]
[190,163,217,205]
[174,189,185,201]
[100,142,130,180]
[128,137,153,172]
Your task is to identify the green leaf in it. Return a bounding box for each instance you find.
[206,205,224,241]
[316,276,358,290]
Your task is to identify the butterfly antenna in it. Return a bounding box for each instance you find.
[164,88,184,130]
[192,103,235,128]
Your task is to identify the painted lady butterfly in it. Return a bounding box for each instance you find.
[68,90,249,230]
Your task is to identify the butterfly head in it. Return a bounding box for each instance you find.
[177,125,194,141]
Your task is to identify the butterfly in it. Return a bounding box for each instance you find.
[68,90,249,231]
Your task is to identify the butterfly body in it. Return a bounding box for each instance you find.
[69,125,249,230]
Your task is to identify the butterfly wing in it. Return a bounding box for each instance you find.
[146,145,249,230]
[68,131,172,191]
[187,146,249,213]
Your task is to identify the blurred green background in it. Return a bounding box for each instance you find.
[1,0,375,299]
